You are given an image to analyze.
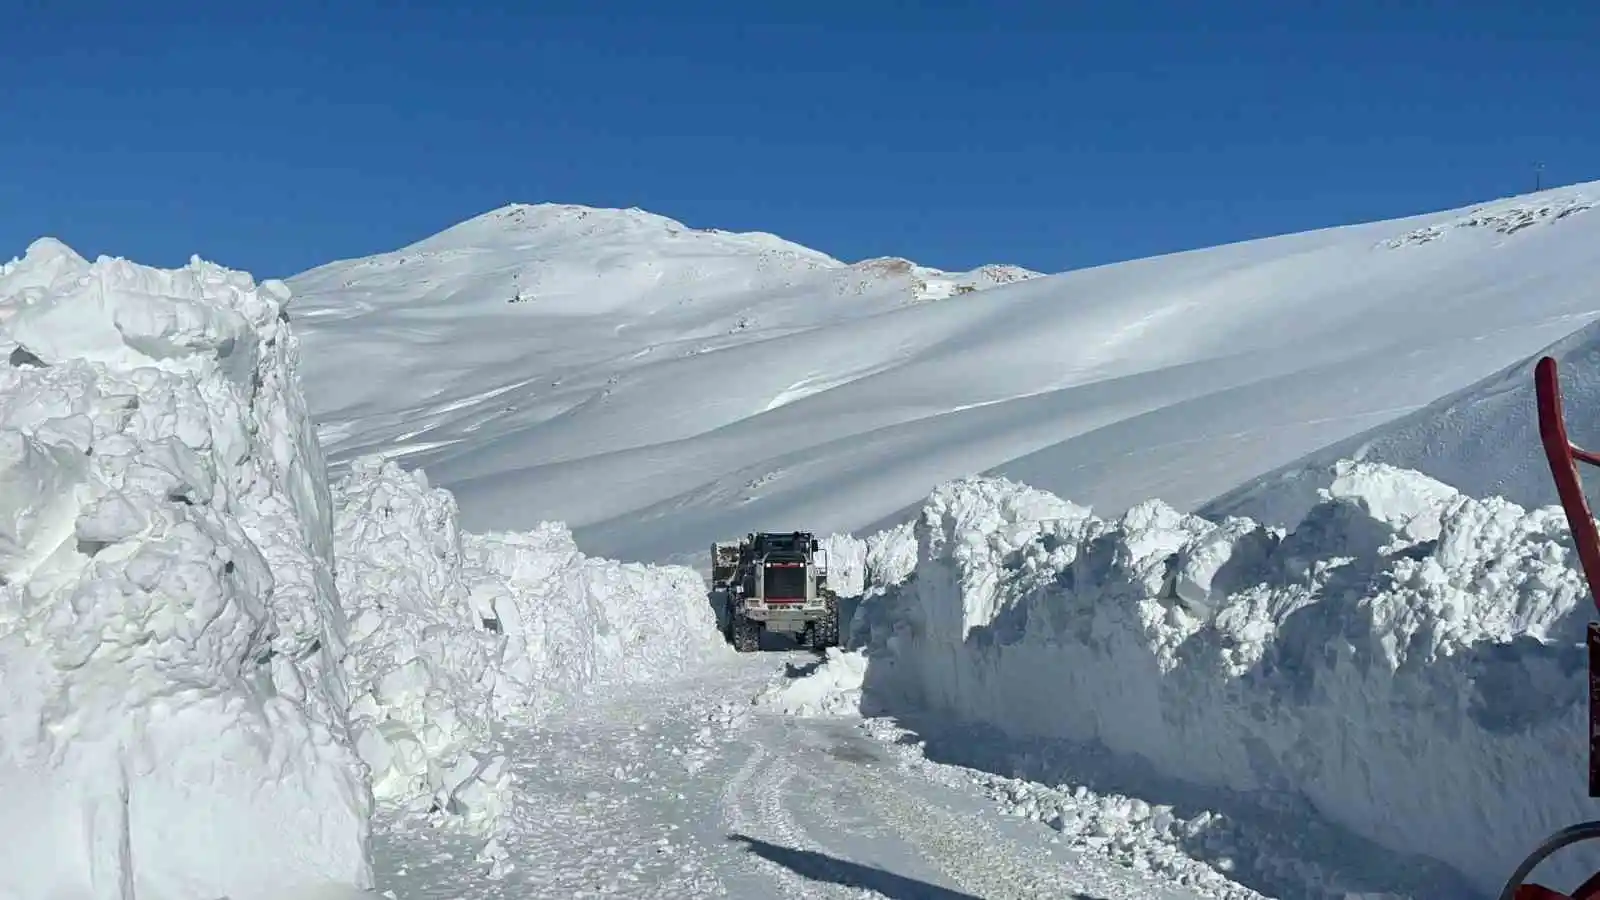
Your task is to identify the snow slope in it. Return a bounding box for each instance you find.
[289,186,1600,565]
[822,464,1600,898]
[0,240,371,899]
[1205,315,1600,530]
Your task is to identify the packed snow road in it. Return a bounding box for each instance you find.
[368,651,1247,900]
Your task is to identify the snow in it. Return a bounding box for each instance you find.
[755,647,870,716]
[0,237,732,898]
[15,179,1600,897]
[833,465,1600,898]
[286,185,1600,567]
[460,520,729,709]
[331,457,513,836]
[274,185,1600,895]
[375,651,1277,900]
[1206,316,1600,530]
[332,453,732,842]
[819,522,918,599]
[0,239,371,899]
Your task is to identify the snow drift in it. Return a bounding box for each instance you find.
[0,240,371,899]
[845,464,1599,897]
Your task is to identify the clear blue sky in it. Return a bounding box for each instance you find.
[3,0,1596,279]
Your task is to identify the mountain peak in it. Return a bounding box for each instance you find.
[408,202,842,267]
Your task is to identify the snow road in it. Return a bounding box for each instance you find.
[370,651,1217,899]
[368,650,1473,900]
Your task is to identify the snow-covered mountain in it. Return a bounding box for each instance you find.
[289,187,1600,564]
[11,183,1600,899]
[292,203,1035,432]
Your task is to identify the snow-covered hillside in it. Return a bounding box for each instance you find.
[291,202,1035,470]
[1205,315,1600,529]
[288,203,1038,559]
[289,186,1600,565]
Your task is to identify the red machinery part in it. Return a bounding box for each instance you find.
[1535,356,1600,799]
[1536,357,1600,620]
[1500,357,1600,900]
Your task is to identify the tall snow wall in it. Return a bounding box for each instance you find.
[330,456,730,853]
[0,239,371,898]
[0,238,734,897]
[852,464,1600,897]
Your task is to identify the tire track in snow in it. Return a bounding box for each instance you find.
[720,742,872,898]
[827,747,1142,899]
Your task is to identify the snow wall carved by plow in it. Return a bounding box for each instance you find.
[829,464,1600,898]
[0,240,727,898]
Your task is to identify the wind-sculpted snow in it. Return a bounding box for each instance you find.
[842,464,1598,896]
[0,239,370,899]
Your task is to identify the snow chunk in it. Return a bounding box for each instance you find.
[855,465,1597,897]
[821,521,918,600]
[0,430,89,583]
[757,648,870,716]
[0,242,370,898]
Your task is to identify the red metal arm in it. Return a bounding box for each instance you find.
[1537,356,1600,614]
[1534,356,1600,799]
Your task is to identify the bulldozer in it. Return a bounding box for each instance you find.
[710,531,840,652]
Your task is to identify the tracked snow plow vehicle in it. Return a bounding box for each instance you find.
[710,531,839,652]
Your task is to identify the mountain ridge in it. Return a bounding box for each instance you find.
[285,181,1600,564]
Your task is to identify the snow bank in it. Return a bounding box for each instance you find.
[0,239,370,898]
[462,521,728,716]
[819,522,918,643]
[820,523,918,599]
[853,466,1598,896]
[333,454,731,842]
[331,457,512,837]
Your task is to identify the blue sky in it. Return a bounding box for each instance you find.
[3,1,1596,278]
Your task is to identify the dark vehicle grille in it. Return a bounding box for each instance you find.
[763,565,808,600]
